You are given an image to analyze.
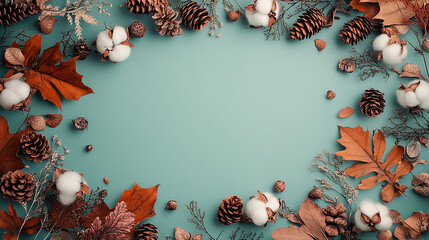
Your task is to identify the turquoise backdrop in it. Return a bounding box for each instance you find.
[1,1,429,239]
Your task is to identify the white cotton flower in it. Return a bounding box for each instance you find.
[96,30,113,54]
[0,79,30,110]
[112,26,128,45]
[264,193,280,212]
[55,171,83,196]
[373,34,390,51]
[254,0,274,15]
[415,80,429,109]
[403,91,420,107]
[245,198,266,215]
[108,44,132,63]
[250,207,269,226]
[245,1,279,28]
[59,193,77,206]
[382,43,407,66]
[354,199,393,232]
[245,192,280,226]
[396,79,429,109]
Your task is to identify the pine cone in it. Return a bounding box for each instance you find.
[153,6,183,37]
[339,16,372,45]
[0,170,35,202]
[181,1,210,31]
[0,0,31,26]
[360,89,385,117]
[136,223,158,240]
[217,196,244,225]
[289,8,326,40]
[20,132,51,163]
[124,0,169,15]
[322,203,347,237]
[74,40,91,60]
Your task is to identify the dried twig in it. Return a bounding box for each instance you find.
[350,47,390,81]
[186,201,223,240]
[229,227,264,240]
[382,109,429,142]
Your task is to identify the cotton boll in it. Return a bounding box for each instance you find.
[415,80,429,109]
[354,210,370,231]
[245,10,269,27]
[4,79,30,100]
[376,216,393,231]
[396,90,408,108]
[112,26,128,45]
[264,195,280,212]
[249,207,268,226]
[96,30,113,54]
[108,45,131,62]
[245,198,266,216]
[255,0,274,15]
[0,89,21,110]
[400,44,408,62]
[59,193,76,206]
[373,34,390,51]
[375,203,389,217]
[382,43,404,66]
[359,199,379,218]
[404,91,421,107]
[56,171,83,195]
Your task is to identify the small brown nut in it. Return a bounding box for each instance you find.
[103,177,110,185]
[423,37,429,52]
[38,16,57,34]
[377,231,392,240]
[227,11,240,22]
[273,180,285,193]
[86,145,94,152]
[314,39,326,51]
[129,21,146,38]
[27,115,46,131]
[308,187,323,199]
[327,90,336,99]
[419,136,429,147]
[338,58,355,73]
[166,200,178,210]
[72,117,88,130]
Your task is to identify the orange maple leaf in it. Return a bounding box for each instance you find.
[350,0,380,19]
[0,202,41,237]
[335,126,413,202]
[6,34,93,109]
[0,115,31,176]
[117,183,159,224]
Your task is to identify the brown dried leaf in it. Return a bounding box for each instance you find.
[271,225,313,240]
[284,213,304,225]
[44,114,63,128]
[399,63,425,79]
[191,234,203,240]
[314,39,326,51]
[325,8,337,27]
[298,198,329,240]
[4,47,25,66]
[338,107,354,118]
[393,211,429,239]
[257,191,268,203]
[390,209,403,224]
[175,227,190,240]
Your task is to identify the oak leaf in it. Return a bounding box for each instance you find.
[335,126,413,202]
[0,115,31,176]
[6,34,93,109]
[117,183,159,224]
[0,202,41,237]
[393,211,429,239]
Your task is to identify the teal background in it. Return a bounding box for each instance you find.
[1,1,429,239]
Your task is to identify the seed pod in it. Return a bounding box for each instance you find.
[38,16,57,34]
[327,90,336,99]
[274,180,285,193]
[72,117,88,130]
[166,200,178,210]
[227,11,239,22]
[44,114,63,128]
[338,58,355,73]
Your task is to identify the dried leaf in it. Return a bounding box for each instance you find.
[272,225,314,240]
[2,233,17,240]
[175,227,190,240]
[298,198,330,240]
[8,35,93,109]
[257,191,268,203]
[399,63,425,79]
[48,199,84,230]
[117,183,159,224]
[393,211,429,239]
[390,210,403,224]
[0,115,31,176]
[4,48,25,66]
[284,212,304,225]
[0,202,41,236]
[80,201,113,228]
[350,0,380,19]
[335,126,414,202]
[338,107,354,118]
[44,114,63,128]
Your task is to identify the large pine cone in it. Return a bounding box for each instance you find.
[360,89,385,117]
[20,132,51,162]
[124,0,169,15]
[322,203,347,237]
[136,223,158,240]
[339,16,372,45]
[181,1,210,31]
[0,170,34,202]
[153,6,183,37]
[289,8,326,40]
[0,0,32,26]
[217,196,244,225]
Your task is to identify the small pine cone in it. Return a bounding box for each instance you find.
[289,8,326,40]
[20,131,51,163]
[74,40,91,60]
[125,0,169,15]
[360,89,385,117]
[217,196,244,225]
[0,170,35,202]
[181,1,210,31]
[0,0,31,26]
[153,6,183,37]
[339,16,372,45]
[136,223,158,240]
[130,21,147,38]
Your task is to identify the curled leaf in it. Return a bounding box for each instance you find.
[4,47,25,66]
[399,63,425,79]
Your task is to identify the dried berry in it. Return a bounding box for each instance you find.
[338,58,355,73]
[308,187,323,199]
[129,21,146,38]
[423,38,429,52]
[327,90,336,99]
[72,117,88,130]
[166,200,178,210]
[98,189,108,199]
[44,114,63,128]
[27,115,46,131]
[273,180,285,193]
[86,144,94,152]
[227,10,239,22]
[103,177,110,185]
[314,39,326,51]
[37,16,57,34]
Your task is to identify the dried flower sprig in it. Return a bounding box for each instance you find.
[382,109,429,142]
[401,0,429,37]
[278,200,297,219]
[0,28,31,48]
[186,201,224,240]
[229,227,264,240]
[350,47,390,81]
[38,0,112,39]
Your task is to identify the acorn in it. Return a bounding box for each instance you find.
[308,187,323,199]
[27,115,46,131]
[227,11,240,22]
[38,16,57,34]
[274,180,285,193]
[166,200,178,210]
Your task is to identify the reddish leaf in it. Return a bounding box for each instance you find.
[48,199,84,231]
[0,202,40,236]
[350,0,380,19]
[2,233,17,240]
[0,115,31,176]
[7,35,93,109]
[117,183,159,224]
[80,201,113,228]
